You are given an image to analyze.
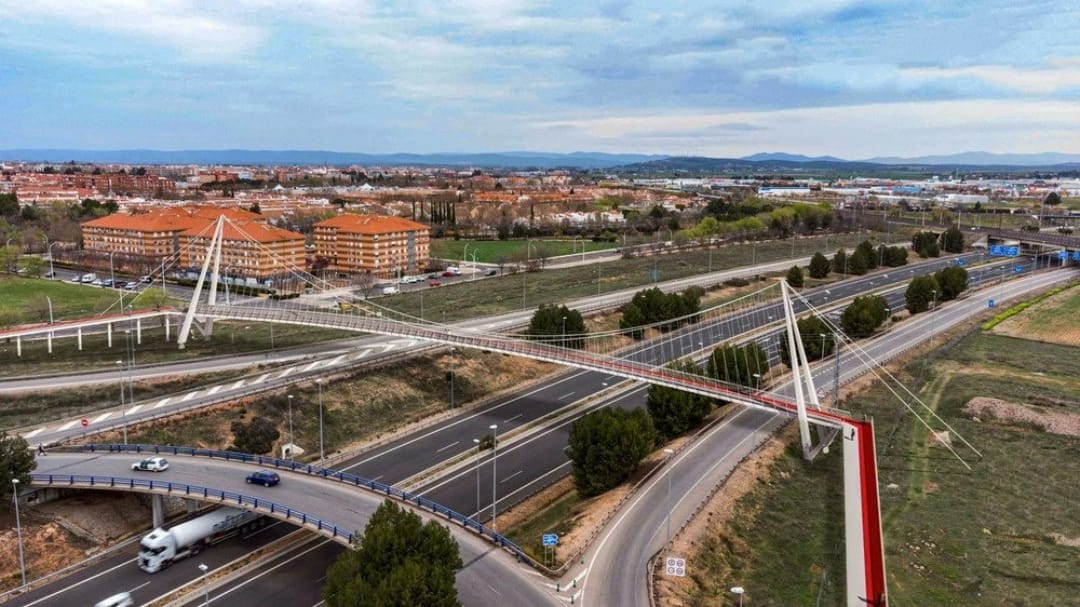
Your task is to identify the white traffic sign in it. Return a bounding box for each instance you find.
[665,556,686,577]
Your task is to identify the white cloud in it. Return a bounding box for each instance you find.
[532,99,1080,157]
[0,0,267,61]
[901,61,1080,94]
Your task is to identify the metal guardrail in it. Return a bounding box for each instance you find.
[29,473,354,543]
[62,444,542,569]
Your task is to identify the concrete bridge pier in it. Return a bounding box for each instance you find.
[164,315,170,342]
[47,331,52,354]
[151,494,165,528]
[107,323,113,348]
[77,327,83,351]
[136,319,142,345]
[16,336,21,357]
[186,499,198,515]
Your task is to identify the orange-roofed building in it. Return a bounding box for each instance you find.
[314,213,430,278]
[180,220,305,280]
[80,206,299,278]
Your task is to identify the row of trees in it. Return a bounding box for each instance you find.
[620,286,704,338]
[912,227,964,258]
[906,266,969,313]
[527,304,587,348]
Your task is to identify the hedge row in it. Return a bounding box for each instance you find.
[981,283,1078,330]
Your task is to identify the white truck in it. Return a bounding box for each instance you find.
[138,507,262,573]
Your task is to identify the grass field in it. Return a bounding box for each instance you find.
[381,231,883,322]
[683,332,1080,606]
[991,284,1080,346]
[431,239,619,263]
[0,278,139,325]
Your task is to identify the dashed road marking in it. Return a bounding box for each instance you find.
[91,413,111,424]
[155,397,171,408]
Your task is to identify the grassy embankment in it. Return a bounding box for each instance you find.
[678,296,1080,606]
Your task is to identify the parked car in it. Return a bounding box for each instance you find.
[484,269,498,276]
[124,281,138,290]
[91,279,104,286]
[141,275,154,283]
[428,280,441,287]
[101,278,115,288]
[131,456,169,472]
[245,470,281,487]
[441,271,457,278]
[43,271,57,278]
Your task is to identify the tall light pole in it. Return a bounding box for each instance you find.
[115,360,128,444]
[663,448,675,553]
[561,315,567,349]
[731,586,745,607]
[315,379,325,463]
[287,394,294,460]
[198,562,209,606]
[109,250,123,310]
[47,240,58,279]
[930,290,938,348]
[449,348,456,409]
[12,479,26,589]
[489,423,498,530]
[472,438,482,516]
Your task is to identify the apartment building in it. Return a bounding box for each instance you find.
[314,214,430,278]
[81,206,305,279]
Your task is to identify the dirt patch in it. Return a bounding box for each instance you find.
[0,520,90,591]
[964,396,1080,437]
[1050,533,1080,548]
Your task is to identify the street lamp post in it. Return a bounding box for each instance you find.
[48,240,59,279]
[316,379,325,463]
[561,315,567,349]
[450,348,456,409]
[198,562,209,606]
[930,290,938,347]
[489,423,498,530]
[287,394,294,460]
[12,479,26,589]
[731,586,745,607]
[472,438,482,515]
[115,359,128,444]
[663,448,675,553]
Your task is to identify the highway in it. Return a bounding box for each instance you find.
[579,267,1077,606]
[6,253,1055,606]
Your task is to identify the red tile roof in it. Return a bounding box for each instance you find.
[316,213,428,234]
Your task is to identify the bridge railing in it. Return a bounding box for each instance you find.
[29,473,355,542]
[72,444,539,569]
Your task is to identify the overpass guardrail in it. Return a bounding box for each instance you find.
[61,444,540,570]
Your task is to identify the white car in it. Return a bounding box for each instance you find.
[131,456,169,472]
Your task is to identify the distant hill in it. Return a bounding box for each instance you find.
[741,152,848,163]
[860,151,1080,166]
[616,154,1080,175]
[0,149,666,170]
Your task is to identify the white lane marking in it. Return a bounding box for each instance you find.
[436,441,460,453]
[230,380,246,390]
[253,374,269,384]
[303,361,320,372]
[155,397,171,408]
[501,470,522,483]
[352,349,372,359]
[182,392,197,402]
[91,413,111,424]
[328,354,345,366]
[23,428,43,438]
[126,405,143,415]
[200,540,332,605]
[207,385,222,395]
[17,554,139,607]
[558,392,576,401]
[504,414,523,424]
[58,420,80,431]
[276,366,296,378]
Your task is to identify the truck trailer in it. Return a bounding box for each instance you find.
[138,507,263,573]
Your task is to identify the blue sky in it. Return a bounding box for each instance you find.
[1,0,1078,158]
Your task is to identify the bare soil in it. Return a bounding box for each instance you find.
[964,396,1080,437]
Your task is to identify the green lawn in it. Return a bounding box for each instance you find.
[686,332,1080,606]
[383,231,883,322]
[0,277,136,325]
[431,239,619,263]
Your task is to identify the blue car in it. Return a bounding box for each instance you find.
[245,470,281,487]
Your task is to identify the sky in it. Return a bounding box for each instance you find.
[1,0,1079,159]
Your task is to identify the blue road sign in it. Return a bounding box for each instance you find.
[1058,250,1069,260]
[1073,251,1080,261]
[542,533,558,547]
[988,299,995,308]
[956,259,965,267]
[1014,266,1025,274]
[991,245,1020,257]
